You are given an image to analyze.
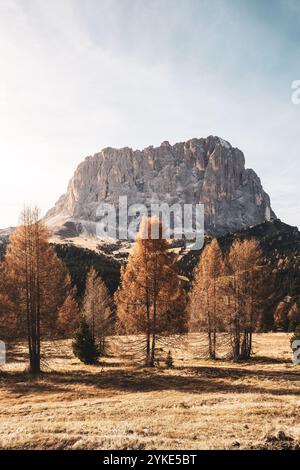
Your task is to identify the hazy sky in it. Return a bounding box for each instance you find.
[0,0,299,228]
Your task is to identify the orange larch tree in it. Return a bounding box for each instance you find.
[115,216,187,366]
[188,239,224,358]
[57,286,80,338]
[82,267,113,355]
[2,207,69,373]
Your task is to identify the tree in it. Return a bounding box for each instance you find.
[274,297,300,332]
[0,262,16,342]
[288,303,300,332]
[188,239,224,359]
[72,317,99,364]
[115,216,187,367]
[166,350,174,368]
[224,239,265,360]
[82,268,112,355]
[2,207,69,373]
[57,287,80,338]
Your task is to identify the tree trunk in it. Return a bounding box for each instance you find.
[146,290,151,366]
[149,254,158,367]
[212,328,216,359]
[149,332,156,367]
[29,352,40,374]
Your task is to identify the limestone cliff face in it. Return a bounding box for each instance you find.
[45,136,274,237]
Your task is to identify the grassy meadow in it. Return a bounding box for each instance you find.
[0,333,299,450]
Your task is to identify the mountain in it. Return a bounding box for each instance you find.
[45,135,275,239]
[0,135,298,331]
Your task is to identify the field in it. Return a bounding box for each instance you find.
[0,333,300,450]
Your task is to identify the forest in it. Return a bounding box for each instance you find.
[0,208,299,372]
[0,209,300,450]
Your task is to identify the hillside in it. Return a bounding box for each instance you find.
[179,219,300,330]
[1,219,299,330]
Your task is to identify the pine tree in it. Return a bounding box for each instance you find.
[115,216,187,367]
[72,317,99,364]
[166,350,174,368]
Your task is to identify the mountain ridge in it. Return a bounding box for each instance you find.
[45,135,275,239]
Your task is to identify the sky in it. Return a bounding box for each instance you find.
[0,0,299,228]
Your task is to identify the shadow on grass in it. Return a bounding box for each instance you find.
[1,361,300,399]
[249,355,290,365]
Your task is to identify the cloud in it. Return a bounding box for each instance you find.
[0,0,299,228]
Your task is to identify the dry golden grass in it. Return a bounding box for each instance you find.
[0,333,299,450]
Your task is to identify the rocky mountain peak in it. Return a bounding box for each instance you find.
[45,135,275,239]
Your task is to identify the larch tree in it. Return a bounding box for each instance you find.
[0,262,16,342]
[188,239,224,358]
[225,238,265,360]
[2,207,69,373]
[115,216,187,367]
[82,267,113,355]
[57,286,80,338]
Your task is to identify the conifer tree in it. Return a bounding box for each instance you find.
[57,286,80,338]
[115,216,187,366]
[225,239,265,360]
[83,268,112,355]
[0,262,16,341]
[166,350,174,368]
[72,317,99,364]
[189,239,224,358]
[2,207,69,373]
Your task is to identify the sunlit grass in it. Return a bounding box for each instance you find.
[0,333,299,450]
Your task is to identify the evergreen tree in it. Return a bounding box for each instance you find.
[166,350,174,368]
[72,317,99,364]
